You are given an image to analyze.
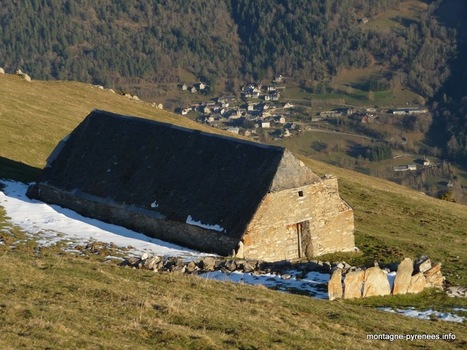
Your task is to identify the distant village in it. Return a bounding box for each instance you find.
[175,75,429,143]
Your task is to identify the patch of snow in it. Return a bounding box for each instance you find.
[186,215,225,232]
[0,180,206,258]
[150,200,159,208]
[200,269,330,299]
[378,307,466,323]
[387,271,396,291]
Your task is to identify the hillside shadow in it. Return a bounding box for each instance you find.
[0,156,42,183]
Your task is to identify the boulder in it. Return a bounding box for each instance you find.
[392,258,413,295]
[143,256,161,270]
[414,256,432,273]
[185,261,197,274]
[343,270,364,299]
[224,259,237,272]
[23,74,31,81]
[328,268,343,301]
[407,272,426,293]
[0,67,4,74]
[424,263,444,290]
[363,266,391,297]
[199,256,216,271]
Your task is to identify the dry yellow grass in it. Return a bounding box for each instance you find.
[0,73,466,349]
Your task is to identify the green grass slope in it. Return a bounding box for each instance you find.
[0,74,466,348]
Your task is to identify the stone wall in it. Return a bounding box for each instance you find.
[242,177,355,261]
[28,184,238,255]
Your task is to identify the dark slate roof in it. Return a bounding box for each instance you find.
[39,110,288,238]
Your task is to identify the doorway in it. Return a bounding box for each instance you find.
[286,221,312,259]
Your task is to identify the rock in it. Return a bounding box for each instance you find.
[185,261,197,274]
[407,272,426,294]
[328,268,343,301]
[414,256,432,273]
[363,266,391,297]
[235,241,244,259]
[140,252,149,261]
[16,69,23,75]
[224,259,237,272]
[392,258,413,295]
[23,74,31,81]
[199,257,216,271]
[143,256,161,270]
[424,263,444,290]
[445,286,467,298]
[343,270,364,299]
[238,260,255,272]
[0,67,4,74]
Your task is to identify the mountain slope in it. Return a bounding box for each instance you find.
[0,74,466,349]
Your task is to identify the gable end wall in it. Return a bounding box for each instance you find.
[241,178,355,261]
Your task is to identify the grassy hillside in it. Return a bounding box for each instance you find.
[0,73,223,179]
[0,75,466,348]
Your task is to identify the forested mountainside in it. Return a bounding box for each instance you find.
[429,0,467,163]
[1,0,465,162]
[0,0,455,98]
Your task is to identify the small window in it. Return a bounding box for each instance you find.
[298,190,304,197]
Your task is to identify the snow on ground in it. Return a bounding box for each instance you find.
[378,307,466,323]
[0,180,204,258]
[0,180,464,322]
[199,270,330,299]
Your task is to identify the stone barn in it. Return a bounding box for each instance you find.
[28,110,355,261]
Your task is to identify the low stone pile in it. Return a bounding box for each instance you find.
[119,254,333,277]
[328,256,445,301]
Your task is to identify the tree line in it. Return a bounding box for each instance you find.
[0,0,454,97]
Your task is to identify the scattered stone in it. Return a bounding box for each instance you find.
[132,95,140,101]
[237,260,255,272]
[199,256,216,271]
[23,74,31,82]
[143,256,161,270]
[363,266,391,297]
[407,272,426,294]
[224,259,237,272]
[393,258,413,295]
[445,286,467,298]
[343,270,364,299]
[0,67,4,74]
[140,252,149,261]
[328,268,343,301]
[185,261,197,274]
